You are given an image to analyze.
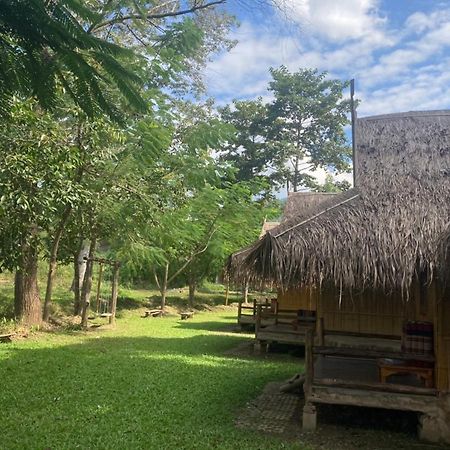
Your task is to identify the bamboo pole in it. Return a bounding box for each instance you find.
[95,263,104,314]
[109,262,120,326]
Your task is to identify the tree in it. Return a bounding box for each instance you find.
[0,99,78,324]
[267,67,351,193]
[219,98,274,194]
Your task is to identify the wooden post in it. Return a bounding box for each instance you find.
[253,298,257,316]
[317,317,324,346]
[303,327,317,430]
[256,304,262,334]
[304,328,314,400]
[109,262,120,326]
[238,301,242,321]
[95,263,104,314]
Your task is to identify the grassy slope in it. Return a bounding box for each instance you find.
[0,271,304,450]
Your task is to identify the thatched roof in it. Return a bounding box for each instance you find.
[282,192,337,222]
[228,192,334,277]
[259,221,280,238]
[229,111,450,295]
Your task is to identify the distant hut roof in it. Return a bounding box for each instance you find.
[229,111,450,295]
[282,192,337,222]
[228,192,335,277]
[259,221,280,238]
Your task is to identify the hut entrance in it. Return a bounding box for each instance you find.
[81,257,120,328]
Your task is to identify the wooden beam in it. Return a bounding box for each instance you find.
[314,346,435,362]
[310,385,438,414]
[313,378,438,396]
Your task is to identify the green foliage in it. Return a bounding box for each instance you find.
[0,0,146,118]
[267,66,351,191]
[0,99,84,270]
[315,174,351,193]
[219,98,274,194]
[219,67,352,196]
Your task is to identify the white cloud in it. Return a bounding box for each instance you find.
[206,4,450,127]
[286,0,386,42]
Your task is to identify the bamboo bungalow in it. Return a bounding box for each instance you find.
[229,111,450,444]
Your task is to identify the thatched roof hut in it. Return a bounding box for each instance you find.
[230,111,450,295]
[228,191,337,277]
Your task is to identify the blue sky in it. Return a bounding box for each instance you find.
[205,0,450,117]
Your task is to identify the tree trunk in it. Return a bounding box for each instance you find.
[70,241,90,293]
[160,262,169,311]
[81,237,97,328]
[224,281,230,306]
[243,279,249,303]
[188,279,196,308]
[73,248,82,316]
[293,156,299,192]
[14,244,41,326]
[43,206,72,321]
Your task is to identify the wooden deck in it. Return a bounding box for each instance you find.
[237,300,274,329]
[256,323,308,345]
[254,306,317,347]
[302,328,439,433]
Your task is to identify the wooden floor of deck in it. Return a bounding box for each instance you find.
[256,323,307,345]
[315,355,428,387]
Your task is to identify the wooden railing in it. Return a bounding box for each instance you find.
[238,299,273,326]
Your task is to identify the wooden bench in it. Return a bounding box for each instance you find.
[180,311,194,320]
[378,359,434,388]
[0,333,13,343]
[144,309,163,318]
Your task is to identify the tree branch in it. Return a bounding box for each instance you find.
[90,0,226,32]
[167,225,217,285]
[153,270,161,290]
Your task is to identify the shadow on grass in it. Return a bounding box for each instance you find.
[175,319,238,333]
[0,332,297,450]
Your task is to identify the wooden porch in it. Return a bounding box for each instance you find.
[237,299,275,329]
[255,305,316,348]
[302,327,439,436]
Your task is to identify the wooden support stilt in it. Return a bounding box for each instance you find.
[95,263,103,314]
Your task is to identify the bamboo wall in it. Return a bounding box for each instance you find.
[277,287,316,311]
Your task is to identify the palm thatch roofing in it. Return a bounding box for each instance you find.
[228,192,334,276]
[229,111,450,296]
[259,221,280,238]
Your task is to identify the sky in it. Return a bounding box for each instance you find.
[205,0,450,117]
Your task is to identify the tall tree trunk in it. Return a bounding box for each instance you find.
[71,241,89,293]
[160,262,169,311]
[14,244,41,326]
[154,263,169,312]
[43,206,72,321]
[243,279,249,303]
[188,278,196,308]
[81,237,97,327]
[293,156,299,192]
[73,248,82,316]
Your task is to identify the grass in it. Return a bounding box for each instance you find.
[0,270,304,449]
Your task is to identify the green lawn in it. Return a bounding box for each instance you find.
[0,308,305,449]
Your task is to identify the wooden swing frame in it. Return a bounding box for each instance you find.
[81,257,120,328]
